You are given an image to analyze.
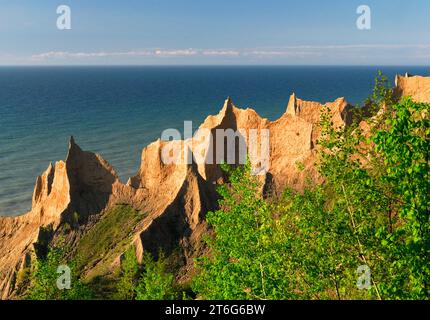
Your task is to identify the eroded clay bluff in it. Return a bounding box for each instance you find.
[0,74,429,299]
[395,73,430,103]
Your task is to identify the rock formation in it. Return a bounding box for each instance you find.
[395,73,430,103]
[0,74,429,299]
[0,137,119,298]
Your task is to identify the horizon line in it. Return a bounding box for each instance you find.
[0,64,429,67]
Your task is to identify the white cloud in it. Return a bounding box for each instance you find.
[154,49,198,56]
[24,44,430,64]
[202,50,241,56]
[31,50,154,60]
[245,50,321,57]
[31,48,239,60]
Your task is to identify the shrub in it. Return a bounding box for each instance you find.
[135,252,177,300]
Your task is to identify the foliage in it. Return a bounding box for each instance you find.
[365,70,395,112]
[26,248,92,300]
[373,98,430,299]
[135,251,178,300]
[114,247,140,300]
[15,267,31,294]
[76,204,143,280]
[193,74,430,300]
[193,162,297,300]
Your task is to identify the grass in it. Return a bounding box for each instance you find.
[75,204,145,283]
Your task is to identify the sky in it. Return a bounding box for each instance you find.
[0,0,429,65]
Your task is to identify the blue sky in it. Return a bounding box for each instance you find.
[0,0,429,65]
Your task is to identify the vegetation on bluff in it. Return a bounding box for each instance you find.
[25,248,92,300]
[114,247,181,300]
[193,75,429,300]
[76,204,144,281]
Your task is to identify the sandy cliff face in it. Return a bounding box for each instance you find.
[0,137,119,298]
[1,74,429,299]
[122,139,216,267]
[395,74,430,103]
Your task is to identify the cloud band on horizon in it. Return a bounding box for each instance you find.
[0,44,426,65]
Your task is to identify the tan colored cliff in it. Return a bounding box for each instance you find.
[395,74,430,103]
[0,137,119,298]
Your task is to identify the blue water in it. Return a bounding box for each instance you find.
[0,66,429,216]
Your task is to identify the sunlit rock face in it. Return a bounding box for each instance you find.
[395,74,430,103]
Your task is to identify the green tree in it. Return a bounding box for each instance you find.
[373,98,430,299]
[135,251,177,300]
[115,247,140,300]
[279,82,430,299]
[193,74,429,300]
[26,248,92,300]
[193,162,297,300]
